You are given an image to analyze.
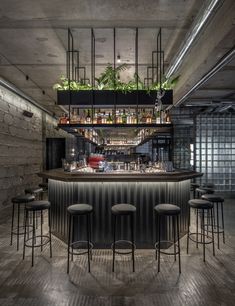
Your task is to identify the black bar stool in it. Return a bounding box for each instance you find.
[23,200,52,267]
[196,187,214,198]
[191,183,200,198]
[39,183,48,200]
[154,204,181,273]
[67,204,93,274]
[10,194,35,251]
[25,187,44,200]
[202,194,225,249]
[111,204,136,272]
[187,199,215,262]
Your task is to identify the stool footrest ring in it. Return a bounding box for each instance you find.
[69,240,93,256]
[12,225,33,236]
[111,240,136,255]
[188,232,213,245]
[204,224,224,234]
[25,235,50,248]
[155,240,180,256]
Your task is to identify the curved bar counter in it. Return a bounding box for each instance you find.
[39,169,202,248]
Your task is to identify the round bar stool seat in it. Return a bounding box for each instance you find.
[68,204,93,215]
[154,204,181,273]
[111,204,136,215]
[188,199,213,209]
[26,200,50,211]
[202,194,225,249]
[191,183,200,198]
[67,204,93,274]
[23,200,52,267]
[187,199,215,261]
[12,194,35,204]
[10,194,35,251]
[111,203,136,272]
[202,183,215,189]
[154,204,180,215]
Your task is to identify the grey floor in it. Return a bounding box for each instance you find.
[0,198,235,306]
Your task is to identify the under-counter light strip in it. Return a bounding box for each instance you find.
[166,0,221,78]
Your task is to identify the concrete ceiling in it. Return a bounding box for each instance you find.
[0,0,234,116]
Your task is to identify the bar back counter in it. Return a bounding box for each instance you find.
[39,169,202,248]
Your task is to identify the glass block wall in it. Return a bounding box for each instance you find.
[195,113,235,193]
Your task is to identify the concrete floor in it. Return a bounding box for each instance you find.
[0,198,235,306]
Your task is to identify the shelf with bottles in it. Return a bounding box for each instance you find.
[58,107,172,127]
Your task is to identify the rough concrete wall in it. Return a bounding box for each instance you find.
[0,84,75,210]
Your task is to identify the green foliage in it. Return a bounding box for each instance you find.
[53,68,179,92]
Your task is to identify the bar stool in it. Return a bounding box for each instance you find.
[191,183,200,198]
[67,204,93,274]
[187,199,215,261]
[25,187,44,200]
[154,204,181,273]
[10,194,35,251]
[23,200,52,267]
[202,182,215,189]
[202,194,225,249]
[39,183,48,200]
[111,204,136,272]
[196,187,214,198]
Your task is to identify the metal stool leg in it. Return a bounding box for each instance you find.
[196,209,199,248]
[71,216,74,262]
[23,210,28,260]
[216,202,220,249]
[173,216,176,261]
[87,214,91,273]
[17,204,20,251]
[202,210,205,262]
[187,205,190,254]
[158,214,161,272]
[211,209,215,256]
[10,203,15,246]
[112,215,116,272]
[67,214,71,274]
[40,210,43,252]
[177,215,181,273]
[88,214,92,261]
[221,201,225,243]
[32,211,35,267]
[131,214,135,272]
[48,208,52,258]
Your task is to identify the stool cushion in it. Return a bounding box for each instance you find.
[202,194,224,202]
[25,187,43,194]
[154,204,181,216]
[67,204,93,215]
[189,199,213,209]
[12,194,35,204]
[111,204,136,215]
[199,187,215,194]
[196,188,207,195]
[26,200,50,211]
[191,183,200,188]
[202,183,215,188]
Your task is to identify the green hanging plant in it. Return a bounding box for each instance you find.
[53,75,92,90]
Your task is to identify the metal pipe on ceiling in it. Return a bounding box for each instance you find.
[174,46,235,107]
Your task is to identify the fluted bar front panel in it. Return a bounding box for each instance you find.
[49,179,190,248]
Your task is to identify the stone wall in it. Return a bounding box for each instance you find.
[0,84,75,210]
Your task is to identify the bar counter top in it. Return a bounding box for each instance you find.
[38,168,203,182]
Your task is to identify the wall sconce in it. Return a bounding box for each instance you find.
[117,55,121,63]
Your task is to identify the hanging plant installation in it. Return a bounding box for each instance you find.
[55,28,177,107]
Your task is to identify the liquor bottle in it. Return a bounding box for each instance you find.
[127,108,132,124]
[116,110,122,124]
[122,109,127,124]
[59,113,66,124]
[141,109,146,123]
[166,110,171,123]
[80,110,86,124]
[107,112,113,124]
[93,109,97,124]
[156,111,160,124]
[102,111,107,124]
[97,109,102,124]
[86,109,91,123]
[146,110,152,124]
[152,110,156,124]
[132,111,137,124]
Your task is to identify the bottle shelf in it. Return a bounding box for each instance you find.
[58,123,173,129]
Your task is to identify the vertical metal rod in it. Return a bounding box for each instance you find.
[67,213,71,274]
[186,205,190,254]
[113,28,117,123]
[158,214,161,272]
[112,215,116,272]
[17,203,20,251]
[40,210,43,252]
[221,201,225,243]
[156,31,159,84]
[77,51,80,81]
[177,215,181,273]
[211,209,215,256]
[131,214,135,272]
[10,203,15,245]
[202,209,205,262]
[135,27,139,124]
[216,202,220,249]
[23,209,28,260]
[159,28,162,89]
[87,214,91,272]
[173,216,176,261]
[49,208,52,258]
[32,211,35,267]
